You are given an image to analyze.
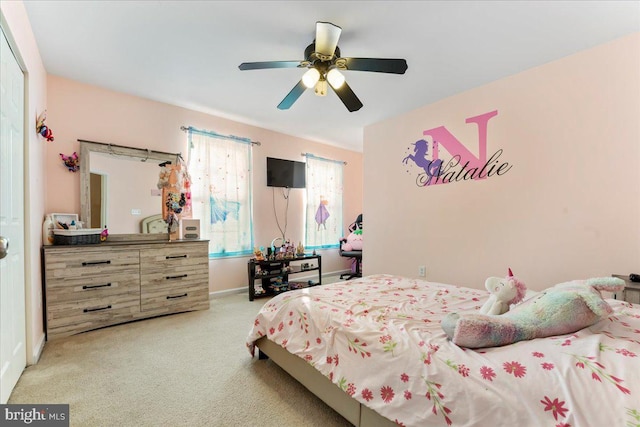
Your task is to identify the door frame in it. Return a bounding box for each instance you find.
[0,10,39,370]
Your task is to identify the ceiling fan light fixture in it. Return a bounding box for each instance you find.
[327,68,345,89]
[315,21,342,57]
[302,68,320,88]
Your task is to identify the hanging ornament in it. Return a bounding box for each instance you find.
[59,152,79,172]
[36,110,55,142]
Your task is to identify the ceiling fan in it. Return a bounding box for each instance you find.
[238,22,408,112]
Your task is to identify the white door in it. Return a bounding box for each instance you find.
[0,25,26,404]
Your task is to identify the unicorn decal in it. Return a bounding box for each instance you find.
[402,139,442,181]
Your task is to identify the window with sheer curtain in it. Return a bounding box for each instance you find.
[304,154,344,249]
[187,128,253,257]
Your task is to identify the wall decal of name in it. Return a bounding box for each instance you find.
[402,110,512,187]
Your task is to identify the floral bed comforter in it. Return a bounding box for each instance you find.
[246,274,640,427]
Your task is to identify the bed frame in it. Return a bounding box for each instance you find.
[256,336,396,427]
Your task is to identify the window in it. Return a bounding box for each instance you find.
[304,154,344,249]
[188,128,253,257]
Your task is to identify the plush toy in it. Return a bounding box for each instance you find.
[100,227,109,242]
[36,111,55,142]
[59,152,79,172]
[441,277,625,349]
[157,164,171,189]
[479,268,527,315]
[341,228,363,251]
[253,247,265,261]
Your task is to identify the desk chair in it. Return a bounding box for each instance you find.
[339,245,362,280]
[339,214,363,280]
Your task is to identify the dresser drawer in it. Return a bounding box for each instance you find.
[140,263,208,289]
[139,243,208,273]
[45,249,140,280]
[46,273,140,304]
[140,284,209,313]
[140,268,208,308]
[46,294,140,335]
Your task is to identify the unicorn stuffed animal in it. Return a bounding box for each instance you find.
[441,277,624,348]
[479,268,527,315]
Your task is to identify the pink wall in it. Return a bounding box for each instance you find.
[45,76,363,292]
[1,1,49,362]
[364,33,640,291]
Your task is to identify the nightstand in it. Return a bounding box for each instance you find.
[612,274,640,304]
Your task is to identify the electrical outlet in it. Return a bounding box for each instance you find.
[131,209,141,215]
[418,265,426,277]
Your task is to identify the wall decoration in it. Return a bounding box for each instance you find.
[36,110,55,142]
[402,139,443,181]
[59,152,79,172]
[159,156,192,240]
[402,110,512,187]
[314,196,330,230]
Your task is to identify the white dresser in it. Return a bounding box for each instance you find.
[43,239,209,339]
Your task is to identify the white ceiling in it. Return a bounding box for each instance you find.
[23,1,640,152]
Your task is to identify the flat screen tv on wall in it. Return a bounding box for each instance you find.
[266,157,306,188]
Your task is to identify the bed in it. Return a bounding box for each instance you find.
[246,274,640,427]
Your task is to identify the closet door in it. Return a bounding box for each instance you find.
[0,26,26,404]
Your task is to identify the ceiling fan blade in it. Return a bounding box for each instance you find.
[315,22,342,58]
[239,61,302,71]
[342,58,408,74]
[277,80,307,110]
[329,80,363,112]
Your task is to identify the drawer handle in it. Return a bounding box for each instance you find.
[83,305,112,313]
[166,254,188,259]
[166,274,188,280]
[82,260,111,266]
[167,293,188,300]
[82,283,112,290]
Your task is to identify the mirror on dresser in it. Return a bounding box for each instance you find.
[79,140,180,236]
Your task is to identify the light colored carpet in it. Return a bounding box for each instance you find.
[9,276,353,427]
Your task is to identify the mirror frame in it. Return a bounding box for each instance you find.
[79,139,179,239]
